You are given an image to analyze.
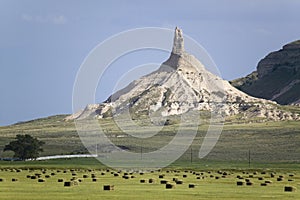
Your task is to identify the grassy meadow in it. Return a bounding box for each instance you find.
[0,115,299,199]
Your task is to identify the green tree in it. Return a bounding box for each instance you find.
[4,134,45,160]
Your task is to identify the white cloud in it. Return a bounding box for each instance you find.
[21,14,67,25]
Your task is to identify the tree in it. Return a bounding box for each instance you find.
[4,134,45,160]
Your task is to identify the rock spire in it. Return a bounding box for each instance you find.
[172,27,184,55]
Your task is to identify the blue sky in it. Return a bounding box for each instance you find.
[1,0,300,125]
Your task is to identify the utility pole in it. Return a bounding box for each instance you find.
[248,150,251,168]
[191,147,193,163]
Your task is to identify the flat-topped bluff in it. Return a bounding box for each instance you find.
[66,28,299,122]
[231,40,300,105]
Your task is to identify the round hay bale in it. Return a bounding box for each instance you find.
[51,173,56,176]
[288,179,294,182]
[58,179,64,182]
[188,184,195,188]
[0,178,5,182]
[38,179,45,182]
[176,180,183,184]
[101,172,105,176]
[114,173,119,177]
[270,173,275,178]
[92,178,98,182]
[31,176,37,179]
[258,177,264,180]
[159,175,164,179]
[183,174,187,178]
[166,183,175,189]
[11,178,18,182]
[249,175,254,178]
[284,186,296,192]
[140,179,146,183]
[215,176,220,180]
[260,183,267,186]
[45,175,51,178]
[160,180,168,184]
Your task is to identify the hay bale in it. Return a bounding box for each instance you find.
[258,177,264,180]
[173,178,178,182]
[246,182,253,186]
[236,181,244,186]
[270,173,275,178]
[122,175,129,179]
[288,179,294,182]
[159,175,164,179]
[215,176,220,180]
[83,174,89,178]
[166,184,175,189]
[0,178,5,182]
[45,175,51,178]
[11,178,18,182]
[148,178,155,183]
[38,179,45,182]
[277,177,283,181]
[31,176,37,179]
[160,180,168,184]
[260,183,267,186]
[114,173,119,177]
[51,173,56,176]
[265,180,272,184]
[101,172,106,176]
[64,181,73,187]
[249,175,254,178]
[176,180,183,184]
[58,179,64,182]
[140,179,146,183]
[284,186,296,192]
[103,185,114,191]
[92,178,98,182]
[183,174,187,178]
[188,184,195,188]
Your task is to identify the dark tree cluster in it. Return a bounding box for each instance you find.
[4,134,45,160]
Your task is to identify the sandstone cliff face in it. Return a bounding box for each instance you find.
[68,28,299,122]
[232,40,300,105]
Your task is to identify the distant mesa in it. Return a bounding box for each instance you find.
[66,28,299,122]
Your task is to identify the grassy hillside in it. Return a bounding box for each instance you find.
[1,114,300,163]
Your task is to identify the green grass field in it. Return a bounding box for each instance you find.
[0,115,299,199]
[0,158,299,200]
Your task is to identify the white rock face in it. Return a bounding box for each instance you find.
[68,27,299,122]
